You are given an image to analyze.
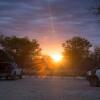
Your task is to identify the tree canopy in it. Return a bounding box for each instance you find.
[0,35,41,68]
[63,36,92,59]
[62,36,92,75]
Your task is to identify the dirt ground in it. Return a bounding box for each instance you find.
[0,76,100,100]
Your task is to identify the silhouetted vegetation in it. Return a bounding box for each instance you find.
[62,37,100,76]
[93,46,100,67]
[0,35,100,76]
[0,35,41,70]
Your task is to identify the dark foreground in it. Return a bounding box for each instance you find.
[0,76,100,100]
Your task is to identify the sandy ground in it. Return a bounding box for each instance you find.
[0,76,100,100]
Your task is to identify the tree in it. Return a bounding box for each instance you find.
[62,36,92,75]
[0,35,41,68]
[95,7,100,14]
[93,46,100,67]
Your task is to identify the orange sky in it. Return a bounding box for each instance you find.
[39,39,63,55]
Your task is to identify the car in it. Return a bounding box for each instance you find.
[0,49,23,80]
[87,68,100,87]
[0,62,23,80]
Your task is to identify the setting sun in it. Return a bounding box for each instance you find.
[50,53,63,62]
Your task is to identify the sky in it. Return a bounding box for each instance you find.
[0,0,100,54]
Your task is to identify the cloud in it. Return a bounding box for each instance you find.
[0,0,100,46]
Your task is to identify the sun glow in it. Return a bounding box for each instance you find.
[50,53,63,62]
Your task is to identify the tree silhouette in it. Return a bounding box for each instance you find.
[93,46,100,67]
[0,35,41,69]
[62,36,92,75]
